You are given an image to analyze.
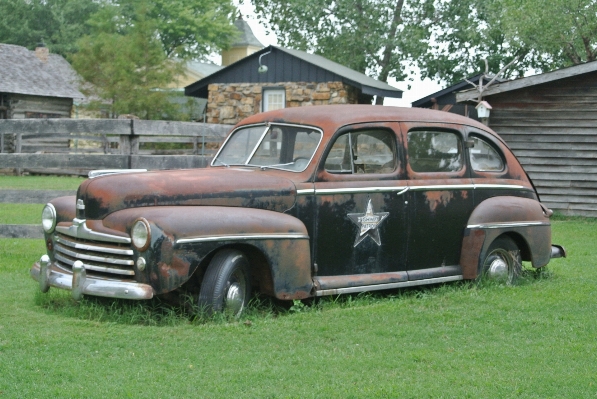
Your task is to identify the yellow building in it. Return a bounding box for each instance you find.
[221,15,265,66]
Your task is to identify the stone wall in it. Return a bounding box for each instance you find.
[206,82,361,124]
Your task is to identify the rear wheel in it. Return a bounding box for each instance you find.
[198,249,251,317]
[481,236,522,284]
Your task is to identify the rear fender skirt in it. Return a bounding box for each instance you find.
[460,196,552,279]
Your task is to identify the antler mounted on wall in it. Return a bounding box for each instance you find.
[465,57,520,102]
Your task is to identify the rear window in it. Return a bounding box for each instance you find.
[407,130,463,173]
[469,136,504,172]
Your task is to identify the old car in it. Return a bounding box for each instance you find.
[31,105,565,316]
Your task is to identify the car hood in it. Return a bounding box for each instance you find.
[77,168,297,220]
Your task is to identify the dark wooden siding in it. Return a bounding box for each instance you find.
[488,72,597,217]
[8,94,72,119]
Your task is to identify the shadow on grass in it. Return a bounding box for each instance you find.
[33,264,553,326]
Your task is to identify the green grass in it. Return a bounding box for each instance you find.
[0,175,84,190]
[0,204,43,224]
[0,219,596,398]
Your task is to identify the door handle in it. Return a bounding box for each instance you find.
[396,187,409,196]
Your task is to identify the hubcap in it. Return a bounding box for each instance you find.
[224,281,245,316]
[488,256,509,281]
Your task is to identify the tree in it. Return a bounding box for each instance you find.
[502,0,597,66]
[70,0,236,119]
[249,0,435,104]
[420,0,597,84]
[71,2,173,119]
[0,0,100,57]
[250,0,597,90]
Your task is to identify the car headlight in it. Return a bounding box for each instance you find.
[41,204,57,233]
[131,218,151,251]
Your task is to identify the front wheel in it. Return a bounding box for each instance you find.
[198,249,251,317]
[481,236,522,284]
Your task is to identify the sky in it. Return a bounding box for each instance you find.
[234,1,444,107]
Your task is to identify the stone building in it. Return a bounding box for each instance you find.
[185,45,403,125]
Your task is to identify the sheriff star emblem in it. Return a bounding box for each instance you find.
[347,199,389,247]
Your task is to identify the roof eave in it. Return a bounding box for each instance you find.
[456,61,597,102]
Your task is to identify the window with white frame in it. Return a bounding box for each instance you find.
[262,88,285,112]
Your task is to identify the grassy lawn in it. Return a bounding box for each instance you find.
[0,175,84,190]
[0,218,595,398]
[0,204,44,224]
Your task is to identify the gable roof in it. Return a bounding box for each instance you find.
[186,61,223,78]
[184,45,402,99]
[456,61,597,102]
[0,43,83,99]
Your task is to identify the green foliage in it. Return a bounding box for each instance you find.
[250,0,434,103]
[147,0,237,59]
[250,0,597,86]
[70,0,235,119]
[421,0,597,84]
[502,0,597,65]
[71,3,174,119]
[0,0,99,57]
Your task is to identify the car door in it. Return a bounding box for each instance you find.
[312,123,409,281]
[403,123,473,279]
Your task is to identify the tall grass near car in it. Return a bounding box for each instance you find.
[0,218,594,397]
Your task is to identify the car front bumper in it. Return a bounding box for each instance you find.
[31,255,154,300]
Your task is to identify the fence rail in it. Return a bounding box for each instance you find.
[0,119,232,174]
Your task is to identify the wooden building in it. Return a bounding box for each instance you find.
[185,45,403,125]
[453,62,597,217]
[0,43,83,120]
[412,74,506,120]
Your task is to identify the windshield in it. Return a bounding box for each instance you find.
[213,124,322,172]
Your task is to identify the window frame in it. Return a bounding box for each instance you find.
[406,128,465,175]
[262,87,286,112]
[318,126,401,181]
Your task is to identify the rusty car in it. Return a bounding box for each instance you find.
[31,105,565,316]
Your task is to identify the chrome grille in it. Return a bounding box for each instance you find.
[55,233,135,277]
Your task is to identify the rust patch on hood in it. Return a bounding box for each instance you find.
[79,168,297,219]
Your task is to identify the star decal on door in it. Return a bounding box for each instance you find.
[347,198,389,247]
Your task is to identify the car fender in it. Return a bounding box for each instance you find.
[102,206,312,298]
[459,196,552,279]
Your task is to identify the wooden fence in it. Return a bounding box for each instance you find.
[0,119,233,175]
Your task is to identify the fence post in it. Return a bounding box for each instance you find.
[15,132,22,176]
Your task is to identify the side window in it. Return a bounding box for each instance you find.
[469,136,504,172]
[324,129,396,174]
[407,130,463,172]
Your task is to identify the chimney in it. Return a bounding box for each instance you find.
[35,43,49,63]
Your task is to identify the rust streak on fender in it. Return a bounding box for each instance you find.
[460,229,486,279]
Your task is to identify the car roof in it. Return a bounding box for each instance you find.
[237,104,492,132]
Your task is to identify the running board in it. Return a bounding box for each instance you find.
[313,275,464,297]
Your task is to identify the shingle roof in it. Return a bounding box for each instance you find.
[0,43,84,99]
[455,61,597,102]
[231,17,264,48]
[278,47,401,98]
[185,45,402,99]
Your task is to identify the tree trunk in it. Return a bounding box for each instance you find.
[375,0,405,105]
